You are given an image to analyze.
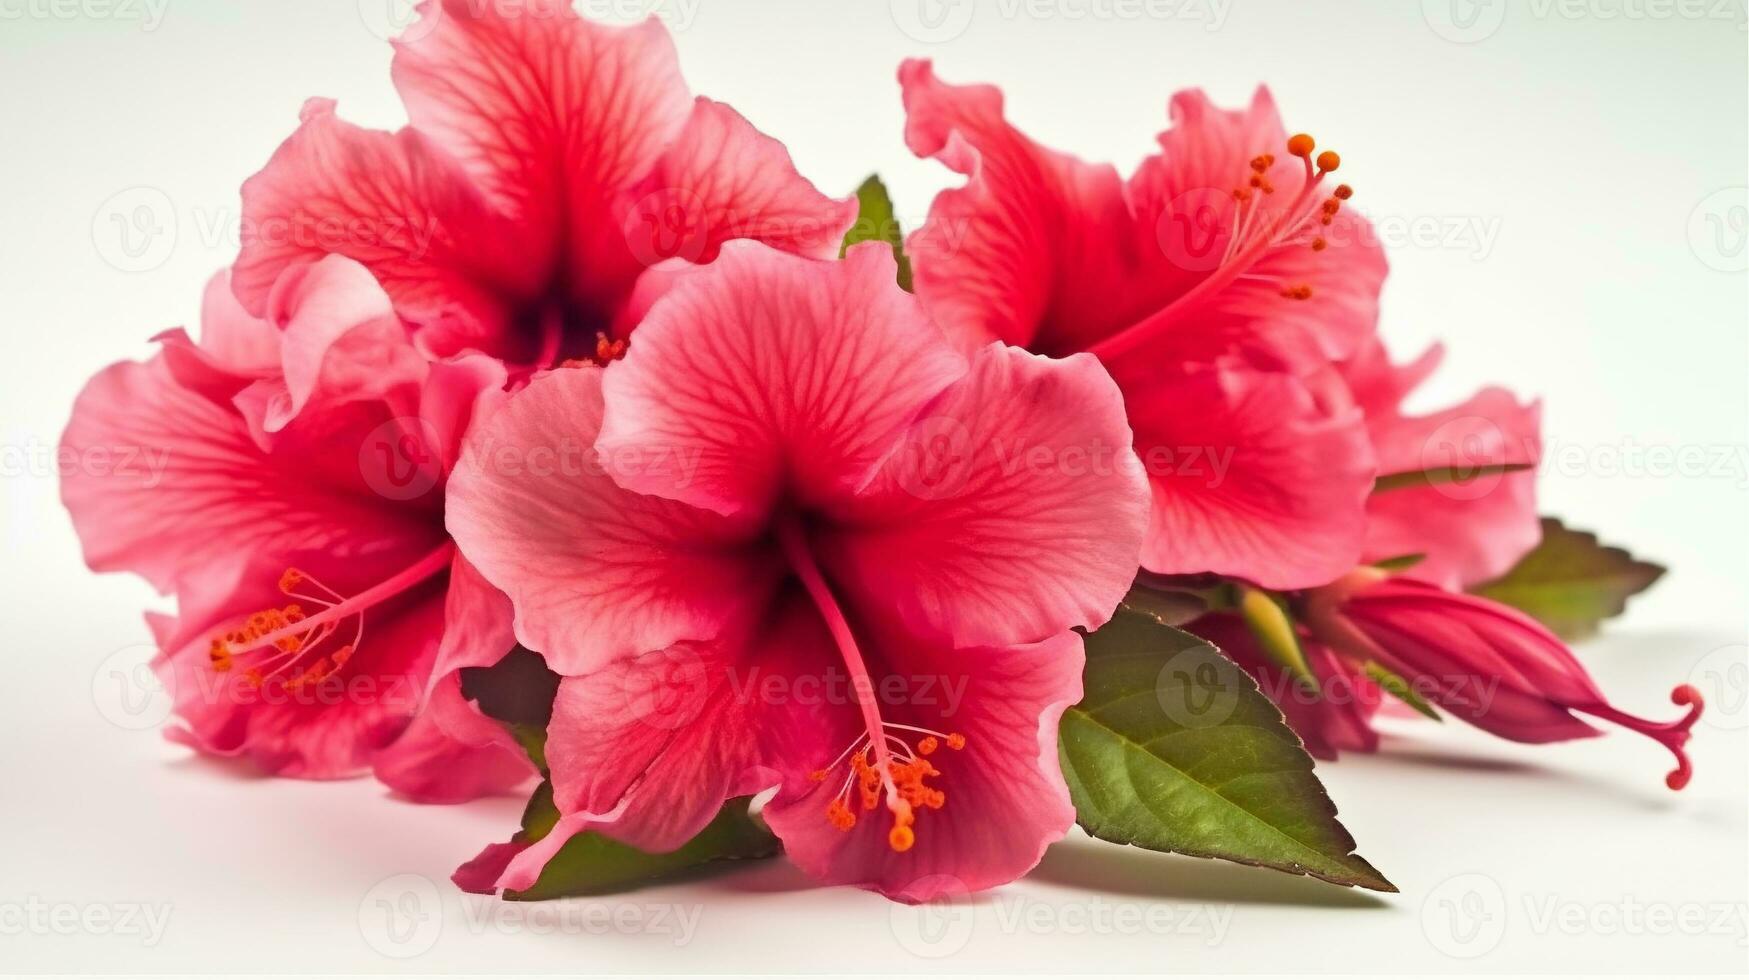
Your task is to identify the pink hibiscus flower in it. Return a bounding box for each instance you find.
[446,242,1150,901]
[899,59,1388,590]
[235,0,856,370]
[62,256,530,795]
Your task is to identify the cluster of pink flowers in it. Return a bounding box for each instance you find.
[64,1,1700,903]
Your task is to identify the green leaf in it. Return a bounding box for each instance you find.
[1060,609,1395,892]
[1362,661,1441,721]
[838,174,913,291]
[1471,517,1666,640]
[1373,462,1533,493]
[505,792,780,902]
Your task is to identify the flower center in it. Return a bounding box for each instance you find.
[206,543,453,690]
[775,515,965,853]
[810,724,966,851]
[1088,132,1355,363]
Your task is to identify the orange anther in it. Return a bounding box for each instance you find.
[946,733,966,750]
[1287,133,1315,157]
[1333,184,1354,200]
[1316,150,1340,172]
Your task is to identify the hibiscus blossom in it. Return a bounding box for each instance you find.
[235,0,856,370]
[62,256,529,795]
[446,242,1150,900]
[899,59,1388,590]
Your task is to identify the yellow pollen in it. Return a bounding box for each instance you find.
[817,728,965,851]
[208,567,362,691]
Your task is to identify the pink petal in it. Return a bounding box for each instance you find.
[595,242,967,519]
[820,343,1150,649]
[898,59,1139,354]
[1348,340,1544,587]
[262,256,428,433]
[627,98,858,266]
[373,672,534,804]
[1129,362,1375,590]
[762,627,1085,903]
[498,595,840,891]
[374,556,532,803]
[391,0,689,311]
[445,366,779,675]
[60,354,419,594]
[234,97,522,353]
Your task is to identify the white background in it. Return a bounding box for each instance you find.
[1,0,1745,973]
